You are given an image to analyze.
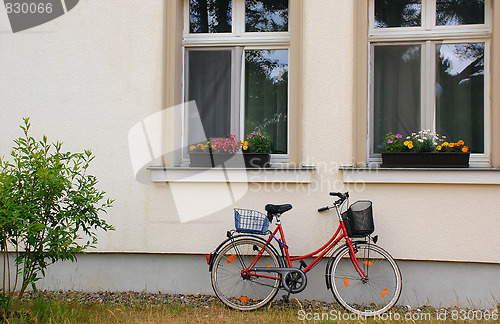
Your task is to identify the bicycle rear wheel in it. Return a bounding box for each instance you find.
[211,238,281,311]
[329,242,402,317]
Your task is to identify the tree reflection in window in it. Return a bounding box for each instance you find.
[190,0,232,33]
[375,0,421,28]
[245,0,288,32]
[436,0,484,25]
[436,43,484,152]
[245,50,288,153]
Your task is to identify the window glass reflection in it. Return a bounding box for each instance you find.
[436,0,484,26]
[436,43,484,152]
[245,50,288,153]
[190,0,232,33]
[245,0,288,32]
[375,0,421,28]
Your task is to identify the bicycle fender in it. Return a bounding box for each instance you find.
[207,234,279,272]
[324,241,366,291]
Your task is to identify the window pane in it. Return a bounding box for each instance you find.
[190,0,232,33]
[245,0,288,32]
[373,45,421,153]
[374,0,421,28]
[436,43,484,153]
[245,50,288,153]
[436,0,484,26]
[187,50,232,145]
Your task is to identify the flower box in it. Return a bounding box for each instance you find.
[243,153,270,168]
[189,152,213,167]
[212,153,241,167]
[189,152,238,167]
[189,152,270,168]
[381,152,470,168]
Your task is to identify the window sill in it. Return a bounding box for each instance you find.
[340,167,500,184]
[147,166,315,183]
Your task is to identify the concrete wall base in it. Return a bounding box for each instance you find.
[14,254,498,308]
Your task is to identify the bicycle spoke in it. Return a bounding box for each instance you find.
[211,238,281,311]
[330,243,402,317]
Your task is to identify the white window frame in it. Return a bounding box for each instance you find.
[367,0,492,167]
[182,0,291,165]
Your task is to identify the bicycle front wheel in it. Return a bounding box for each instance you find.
[329,242,402,317]
[211,238,281,311]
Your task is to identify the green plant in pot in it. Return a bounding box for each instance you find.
[241,131,271,168]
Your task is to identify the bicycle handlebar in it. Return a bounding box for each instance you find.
[329,191,349,199]
[318,192,349,212]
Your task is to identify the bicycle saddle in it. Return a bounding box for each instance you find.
[265,204,292,214]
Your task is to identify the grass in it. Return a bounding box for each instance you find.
[5,296,301,324]
[3,293,499,323]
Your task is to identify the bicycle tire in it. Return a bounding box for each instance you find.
[211,238,281,311]
[329,242,402,317]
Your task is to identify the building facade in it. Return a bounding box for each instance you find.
[1,0,499,307]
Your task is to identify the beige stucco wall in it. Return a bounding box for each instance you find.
[0,0,499,264]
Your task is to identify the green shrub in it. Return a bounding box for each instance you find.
[0,118,114,316]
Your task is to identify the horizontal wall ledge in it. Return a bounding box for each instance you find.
[148,166,315,183]
[340,167,500,184]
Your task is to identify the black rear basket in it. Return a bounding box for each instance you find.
[341,201,374,238]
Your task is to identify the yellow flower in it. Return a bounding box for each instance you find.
[437,146,442,151]
[189,145,196,151]
[408,143,413,149]
[457,140,464,146]
[462,146,469,153]
[243,145,248,151]
[449,143,455,148]
[442,142,449,147]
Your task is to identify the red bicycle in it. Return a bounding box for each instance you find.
[206,192,402,317]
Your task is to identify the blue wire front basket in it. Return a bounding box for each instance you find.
[234,208,269,234]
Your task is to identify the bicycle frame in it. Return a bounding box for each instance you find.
[241,203,368,281]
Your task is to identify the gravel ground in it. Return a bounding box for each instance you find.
[20,290,444,312]
[21,290,500,317]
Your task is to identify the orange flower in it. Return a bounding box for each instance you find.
[457,140,464,146]
[462,146,469,153]
[449,143,455,148]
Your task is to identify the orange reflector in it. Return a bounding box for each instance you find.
[381,288,388,298]
[266,264,270,267]
[239,296,249,302]
[343,277,349,287]
[226,255,236,264]
[363,261,374,266]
